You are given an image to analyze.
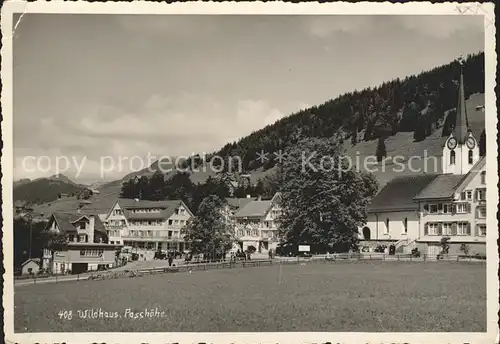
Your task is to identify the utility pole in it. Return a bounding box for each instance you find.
[25,207,34,259]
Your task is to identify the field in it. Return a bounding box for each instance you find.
[14,261,486,332]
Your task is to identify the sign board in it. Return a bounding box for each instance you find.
[298,245,310,252]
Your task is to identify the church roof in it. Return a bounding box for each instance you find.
[367,174,439,213]
[413,174,466,201]
[453,62,469,144]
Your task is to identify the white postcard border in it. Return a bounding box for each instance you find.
[1,1,498,344]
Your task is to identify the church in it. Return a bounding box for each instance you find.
[359,60,487,256]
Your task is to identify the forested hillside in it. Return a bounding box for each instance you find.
[13,177,85,205]
[187,53,484,172]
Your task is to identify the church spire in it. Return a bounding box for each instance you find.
[454,56,469,143]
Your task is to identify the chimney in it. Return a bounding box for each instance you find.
[88,215,95,243]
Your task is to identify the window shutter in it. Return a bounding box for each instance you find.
[437,223,443,236]
[451,204,456,214]
[474,190,478,202]
[467,203,472,213]
[466,223,471,236]
[424,223,429,236]
[474,225,479,237]
[451,223,457,235]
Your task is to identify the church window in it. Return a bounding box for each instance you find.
[385,218,389,234]
[403,218,408,233]
[468,150,473,164]
[450,151,456,165]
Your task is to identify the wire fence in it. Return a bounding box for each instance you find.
[15,252,486,286]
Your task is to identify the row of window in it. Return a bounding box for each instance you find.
[424,203,470,215]
[112,207,186,216]
[384,218,408,234]
[79,249,104,257]
[235,220,277,228]
[423,201,486,216]
[424,222,486,236]
[459,188,486,201]
[108,230,121,237]
[129,208,162,213]
[236,229,277,239]
[126,230,181,238]
[109,240,121,245]
[449,150,475,165]
[69,234,89,243]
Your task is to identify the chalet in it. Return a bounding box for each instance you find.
[233,193,282,253]
[104,198,194,252]
[42,212,117,274]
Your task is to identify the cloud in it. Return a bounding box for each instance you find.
[396,15,484,39]
[306,16,374,38]
[114,15,218,37]
[305,15,484,40]
[13,93,293,182]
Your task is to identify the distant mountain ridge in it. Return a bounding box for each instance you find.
[13,174,90,205]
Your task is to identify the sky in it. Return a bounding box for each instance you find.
[12,14,484,184]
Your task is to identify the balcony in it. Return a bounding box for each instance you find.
[106,224,126,229]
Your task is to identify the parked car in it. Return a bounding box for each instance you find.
[154,250,167,260]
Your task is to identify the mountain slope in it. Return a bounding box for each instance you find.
[30,54,486,217]
[13,177,86,205]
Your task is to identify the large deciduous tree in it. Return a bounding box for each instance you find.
[278,136,378,252]
[182,195,234,260]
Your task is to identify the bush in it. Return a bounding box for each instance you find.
[459,243,471,255]
[246,246,257,254]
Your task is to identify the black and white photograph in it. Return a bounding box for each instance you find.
[1,2,498,344]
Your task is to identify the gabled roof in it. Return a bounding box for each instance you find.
[225,197,257,210]
[367,174,439,213]
[22,258,41,267]
[113,199,193,221]
[454,156,486,194]
[413,174,466,201]
[234,200,273,218]
[49,212,107,235]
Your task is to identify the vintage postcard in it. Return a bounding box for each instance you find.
[1,1,498,344]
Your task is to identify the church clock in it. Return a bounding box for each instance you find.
[447,137,457,150]
[466,136,476,149]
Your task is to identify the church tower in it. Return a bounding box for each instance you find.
[442,57,480,175]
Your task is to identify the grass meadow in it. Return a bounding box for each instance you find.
[14,261,486,332]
